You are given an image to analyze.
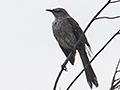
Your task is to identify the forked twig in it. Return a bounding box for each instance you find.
[110,59,120,90]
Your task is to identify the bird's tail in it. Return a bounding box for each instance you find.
[78,47,98,89]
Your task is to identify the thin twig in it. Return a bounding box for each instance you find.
[114,85,120,89]
[110,0,120,3]
[116,85,120,89]
[111,59,120,87]
[110,81,120,90]
[67,30,120,90]
[114,78,120,82]
[53,70,63,90]
[110,59,120,90]
[96,16,120,20]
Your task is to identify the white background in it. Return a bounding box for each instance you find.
[0,0,120,90]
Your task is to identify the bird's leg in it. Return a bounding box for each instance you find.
[61,49,76,71]
[61,60,68,71]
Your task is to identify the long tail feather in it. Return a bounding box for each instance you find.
[78,47,98,88]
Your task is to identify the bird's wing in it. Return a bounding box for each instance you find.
[59,44,76,65]
[66,17,91,49]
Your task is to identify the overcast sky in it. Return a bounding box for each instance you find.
[0,0,120,90]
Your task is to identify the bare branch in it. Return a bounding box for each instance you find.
[114,78,120,82]
[117,70,120,72]
[110,59,120,90]
[118,30,120,34]
[110,81,120,90]
[53,70,63,90]
[111,59,120,87]
[114,85,120,89]
[110,0,120,3]
[67,30,120,90]
[96,16,120,20]
[84,0,111,32]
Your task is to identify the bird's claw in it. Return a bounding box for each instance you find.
[61,64,68,71]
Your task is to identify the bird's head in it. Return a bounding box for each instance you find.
[46,8,70,19]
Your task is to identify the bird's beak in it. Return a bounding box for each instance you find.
[46,9,53,12]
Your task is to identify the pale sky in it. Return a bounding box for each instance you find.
[0,0,120,90]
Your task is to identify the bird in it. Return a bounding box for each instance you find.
[46,8,98,89]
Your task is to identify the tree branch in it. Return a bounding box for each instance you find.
[110,0,120,3]
[114,85,120,89]
[110,59,120,90]
[96,16,120,20]
[114,78,120,82]
[84,0,111,32]
[67,30,120,90]
[110,81,120,90]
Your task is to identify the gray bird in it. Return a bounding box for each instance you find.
[46,8,98,89]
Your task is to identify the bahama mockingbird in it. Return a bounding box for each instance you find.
[46,8,98,89]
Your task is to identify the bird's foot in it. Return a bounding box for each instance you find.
[61,64,68,71]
